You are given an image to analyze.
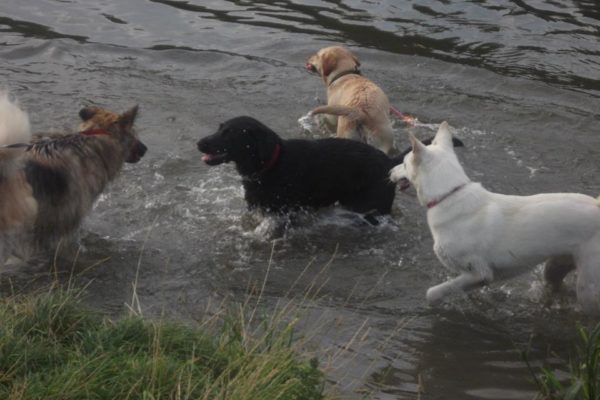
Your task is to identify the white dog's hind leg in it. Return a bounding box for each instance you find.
[426,258,493,304]
[575,238,600,315]
[544,255,576,291]
[426,273,487,304]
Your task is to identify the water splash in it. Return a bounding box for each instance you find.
[297,111,318,132]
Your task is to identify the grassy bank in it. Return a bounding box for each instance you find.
[0,288,326,400]
[528,322,600,400]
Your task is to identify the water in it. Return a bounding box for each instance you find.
[1,0,599,398]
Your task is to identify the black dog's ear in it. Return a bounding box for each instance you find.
[79,107,97,121]
[452,137,464,147]
[394,136,464,165]
[255,126,282,168]
[420,136,464,148]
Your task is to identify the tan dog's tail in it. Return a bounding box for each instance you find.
[311,105,366,123]
[597,195,600,207]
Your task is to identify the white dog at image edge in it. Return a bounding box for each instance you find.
[390,122,600,314]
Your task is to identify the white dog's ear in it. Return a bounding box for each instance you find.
[409,132,427,163]
[433,121,453,150]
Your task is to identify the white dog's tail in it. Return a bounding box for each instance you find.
[311,105,366,123]
[0,91,31,146]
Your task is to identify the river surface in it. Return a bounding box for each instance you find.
[1,1,599,398]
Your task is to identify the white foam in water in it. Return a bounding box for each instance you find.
[410,119,438,130]
[504,145,545,178]
[297,111,318,132]
[253,216,281,238]
[413,121,491,138]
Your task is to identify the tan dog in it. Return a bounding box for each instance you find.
[306,46,395,154]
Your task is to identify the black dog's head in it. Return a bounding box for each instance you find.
[197,116,283,177]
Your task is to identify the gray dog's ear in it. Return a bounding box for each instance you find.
[119,105,139,131]
[79,107,97,121]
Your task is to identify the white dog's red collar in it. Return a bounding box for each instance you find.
[427,183,466,209]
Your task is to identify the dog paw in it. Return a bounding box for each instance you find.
[297,112,317,132]
[426,286,445,305]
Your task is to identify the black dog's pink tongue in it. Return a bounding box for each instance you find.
[202,154,213,162]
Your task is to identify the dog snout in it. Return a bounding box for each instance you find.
[197,137,214,154]
[136,140,148,158]
[197,133,220,153]
[125,139,147,164]
[398,178,410,191]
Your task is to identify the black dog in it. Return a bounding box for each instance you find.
[197,116,462,223]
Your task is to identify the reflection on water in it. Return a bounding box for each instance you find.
[1,0,599,398]
[2,0,599,93]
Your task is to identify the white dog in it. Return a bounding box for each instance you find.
[0,91,31,145]
[390,122,600,314]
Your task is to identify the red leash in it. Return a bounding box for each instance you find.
[390,106,417,127]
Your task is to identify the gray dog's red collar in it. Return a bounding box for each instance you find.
[80,128,110,136]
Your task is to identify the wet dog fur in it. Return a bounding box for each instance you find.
[390,122,600,314]
[198,116,399,223]
[197,116,462,225]
[0,96,147,264]
[306,46,395,155]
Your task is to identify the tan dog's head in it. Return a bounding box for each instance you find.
[78,105,147,163]
[306,46,360,84]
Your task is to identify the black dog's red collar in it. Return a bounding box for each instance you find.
[259,144,281,174]
[80,128,110,136]
[427,183,466,209]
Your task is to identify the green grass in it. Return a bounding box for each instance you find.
[0,288,326,400]
[527,322,600,400]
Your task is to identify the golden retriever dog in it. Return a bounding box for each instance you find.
[306,46,395,155]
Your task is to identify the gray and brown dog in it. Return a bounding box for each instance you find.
[306,46,395,155]
[0,101,146,264]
